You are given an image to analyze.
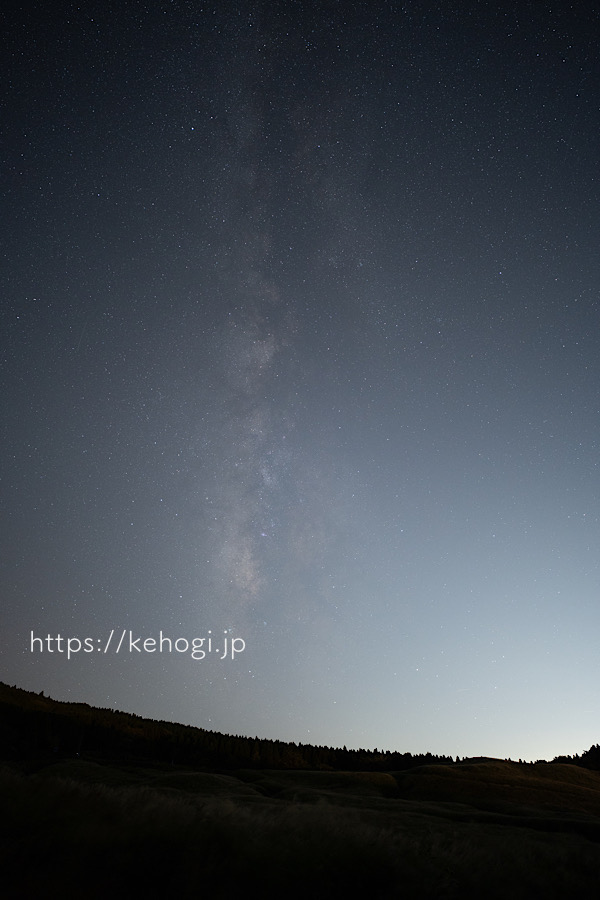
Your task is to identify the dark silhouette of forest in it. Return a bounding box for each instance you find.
[0,681,453,770]
[1,681,598,771]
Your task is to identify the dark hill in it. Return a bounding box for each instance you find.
[3,683,600,898]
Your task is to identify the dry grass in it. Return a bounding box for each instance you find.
[2,761,600,899]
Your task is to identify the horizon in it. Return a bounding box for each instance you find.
[2,680,593,766]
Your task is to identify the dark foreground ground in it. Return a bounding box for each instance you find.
[2,757,600,898]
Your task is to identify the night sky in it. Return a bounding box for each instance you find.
[3,1,600,762]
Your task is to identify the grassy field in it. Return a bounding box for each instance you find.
[2,758,600,898]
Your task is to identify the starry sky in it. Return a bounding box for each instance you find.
[2,0,600,762]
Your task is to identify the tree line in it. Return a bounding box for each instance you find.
[1,682,598,772]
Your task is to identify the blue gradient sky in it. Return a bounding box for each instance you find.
[2,0,599,762]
